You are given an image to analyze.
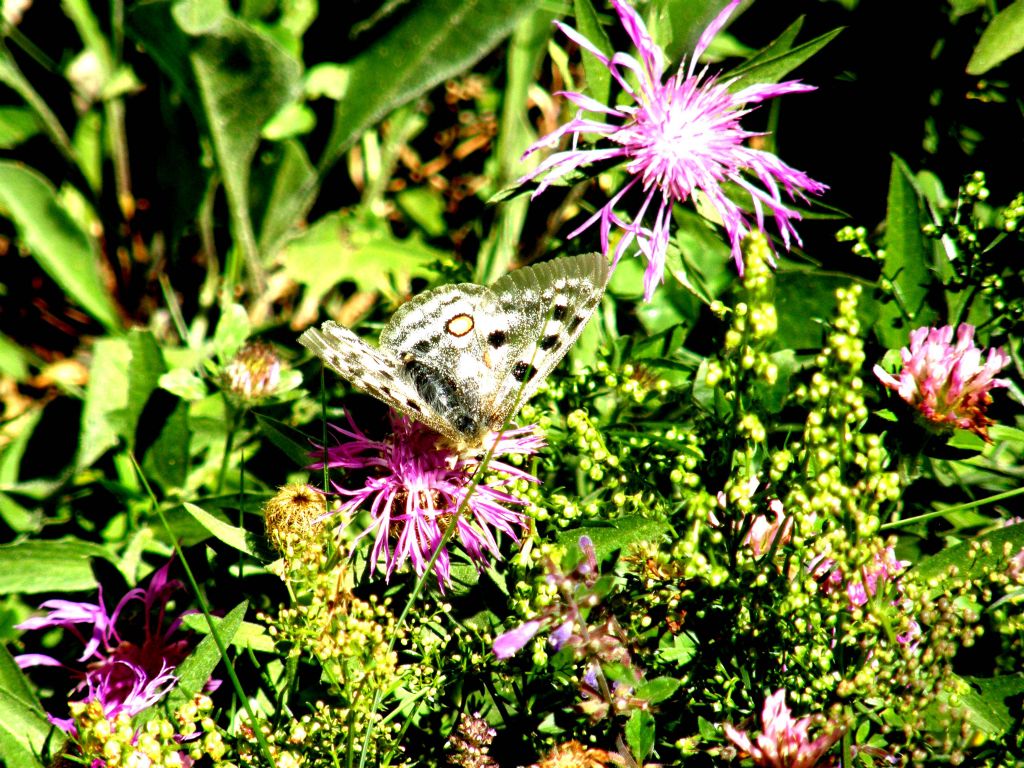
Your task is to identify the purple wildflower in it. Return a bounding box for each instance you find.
[520,0,827,298]
[873,323,1010,442]
[315,411,543,587]
[723,689,842,768]
[16,561,196,730]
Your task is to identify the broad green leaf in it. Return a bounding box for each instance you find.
[625,709,655,761]
[958,674,1024,737]
[78,332,165,469]
[558,516,670,560]
[0,106,40,149]
[280,211,442,303]
[0,538,116,594]
[729,27,843,92]
[0,162,120,332]
[967,0,1024,75]
[916,522,1024,589]
[252,139,317,258]
[158,368,209,401]
[181,614,275,653]
[212,303,250,364]
[0,492,39,534]
[0,644,51,768]
[321,0,536,172]
[183,502,258,556]
[658,632,697,666]
[573,0,612,108]
[186,13,302,284]
[876,155,933,348]
[636,676,682,704]
[156,601,246,717]
[0,332,29,380]
[142,401,192,492]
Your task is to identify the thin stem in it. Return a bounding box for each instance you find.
[879,486,1024,530]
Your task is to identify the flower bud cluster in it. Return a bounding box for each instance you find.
[69,694,224,767]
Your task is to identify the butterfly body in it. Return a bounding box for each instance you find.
[299,252,610,449]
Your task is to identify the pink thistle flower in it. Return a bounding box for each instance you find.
[315,412,543,587]
[519,0,827,299]
[723,689,842,768]
[873,323,1011,442]
[16,561,199,730]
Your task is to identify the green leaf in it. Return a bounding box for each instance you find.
[321,0,536,171]
[558,516,670,560]
[658,632,697,666]
[78,332,165,470]
[0,332,29,380]
[252,139,317,258]
[573,0,612,108]
[635,676,682,704]
[182,502,259,556]
[0,492,39,534]
[0,538,116,594]
[967,0,1024,75]
[916,522,1024,589]
[212,303,251,364]
[0,106,40,149]
[0,162,120,332]
[625,709,655,761]
[958,674,1024,737]
[185,13,302,284]
[142,401,192,492]
[0,644,52,767]
[158,368,209,401]
[157,601,246,717]
[729,26,843,91]
[181,614,274,653]
[254,413,316,468]
[280,211,441,303]
[876,155,933,347]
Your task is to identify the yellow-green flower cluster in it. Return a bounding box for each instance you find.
[68,694,224,767]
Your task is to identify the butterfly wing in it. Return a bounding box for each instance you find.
[298,321,467,443]
[483,252,610,426]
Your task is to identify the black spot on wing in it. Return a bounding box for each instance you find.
[405,399,422,413]
[512,361,536,383]
[488,330,507,348]
[540,334,561,351]
[553,303,568,321]
[568,314,585,333]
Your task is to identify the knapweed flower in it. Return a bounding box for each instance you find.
[873,323,1010,442]
[520,0,827,298]
[16,561,196,731]
[724,689,842,768]
[223,340,282,402]
[314,411,543,587]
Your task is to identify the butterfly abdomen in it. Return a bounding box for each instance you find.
[403,358,484,439]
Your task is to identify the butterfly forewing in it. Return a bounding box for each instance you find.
[485,252,610,424]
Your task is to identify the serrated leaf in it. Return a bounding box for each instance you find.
[0,645,51,768]
[658,632,697,665]
[321,0,535,171]
[0,538,116,594]
[916,522,1024,589]
[0,162,120,332]
[967,0,1024,75]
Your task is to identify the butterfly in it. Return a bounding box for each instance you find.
[299,252,610,450]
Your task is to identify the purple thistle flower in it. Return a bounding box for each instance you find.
[16,561,197,730]
[519,0,827,299]
[314,411,543,587]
